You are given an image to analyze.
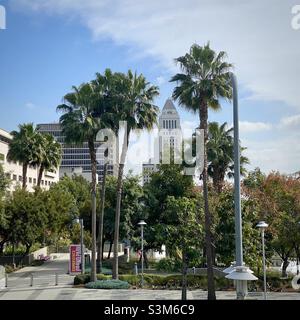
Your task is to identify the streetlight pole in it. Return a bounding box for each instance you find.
[226,74,258,298]
[256,221,268,300]
[231,73,243,269]
[138,220,147,288]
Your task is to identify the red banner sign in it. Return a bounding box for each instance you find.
[69,244,82,274]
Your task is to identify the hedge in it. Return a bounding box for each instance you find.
[74,273,293,291]
[85,280,130,289]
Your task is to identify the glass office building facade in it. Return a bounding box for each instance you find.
[37,123,116,182]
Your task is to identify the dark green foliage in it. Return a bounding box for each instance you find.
[85,279,130,289]
[0,163,10,194]
[156,258,182,272]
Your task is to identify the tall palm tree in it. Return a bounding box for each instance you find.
[57,83,103,282]
[170,43,233,300]
[112,70,159,279]
[7,123,41,189]
[207,122,249,193]
[91,69,117,273]
[36,134,62,187]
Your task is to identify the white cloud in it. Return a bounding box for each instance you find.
[11,0,300,110]
[239,121,272,133]
[279,114,300,129]
[25,102,36,110]
[156,76,166,86]
[243,134,300,174]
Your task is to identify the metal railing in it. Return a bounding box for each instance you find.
[4,272,74,288]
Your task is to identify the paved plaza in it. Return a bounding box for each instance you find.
[1,286,300,300]
[1,255,300,300]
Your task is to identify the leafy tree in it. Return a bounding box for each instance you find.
[0,163,10,195]
[4,189,48,260]
[43,184,76,244]
[102,174,144,261]
[141,164,196,264]
[243,171,300,277]
[262,173,300,277]
[213,189,261,270]
[0,196,10,254]
[164,196,203,300]
[171,43,233,300]
[71,223,92,250]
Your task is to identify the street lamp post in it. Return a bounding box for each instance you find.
[256,221,268,300]
[138,220,147,288]
[225,73,257,299]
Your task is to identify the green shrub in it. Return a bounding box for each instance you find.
[3,243,42,256]
[156,258,181,272]
[74,271,294,291]
[74,273,112,285]
[74,274,91,285]
[85,279,130,289]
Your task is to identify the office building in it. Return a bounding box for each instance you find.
[37,123,117,182]
[0,128,59,192]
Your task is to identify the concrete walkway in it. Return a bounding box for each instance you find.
[1,287,300,300]
[4,253,74,289]
[1,255,300,300]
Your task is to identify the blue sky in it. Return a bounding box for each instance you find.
[0,0,300,175]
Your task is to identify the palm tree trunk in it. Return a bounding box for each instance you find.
[199,101,216,300]
[88,139,97,282]
[182,250,188,300]
[108,239,113,260]
[22,163,28,189]
[37,165,44,187]
[97,162,108,273]
[112,129,130,279]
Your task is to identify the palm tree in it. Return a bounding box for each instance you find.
[207,122,249,193]
[57,83,103,282]
[170,43,233,300]
[112,70,159,279]
[7,123,41,189]
[91,69,117,273]
[36,134,62,187]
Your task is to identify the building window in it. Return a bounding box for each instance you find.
[13,174,17,181]
[5,173,11,179]
[45,181,48,186]
[41,180,44,185]
[29,177,32,184]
